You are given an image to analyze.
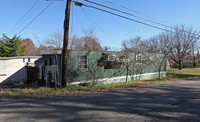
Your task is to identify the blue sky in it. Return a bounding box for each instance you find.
[0,0,200,49]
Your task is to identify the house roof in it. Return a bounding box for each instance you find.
[34,57,46,64]
[0,56,41,60]
[40,49,61,55]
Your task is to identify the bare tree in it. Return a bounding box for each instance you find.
[166,25,199,70]
[44,31,63,49]
[122,35,171,79]
[117,54,131,83]
[83,27,99,37]
[122,36,142,52]
[121,37,150,82]
[87,62,103,86]
[68,34,84,50]
[140,34,172,79]
[68,27,103,51]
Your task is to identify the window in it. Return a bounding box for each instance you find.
[45,60,47,66]
[136,54,142,64]
[122,58,129,65]
[108,55,115,61]
[49,58,52,65]
[120,58,129,67]
[118,55,129,67]
[79,56,87,69]
[101,54,115,61]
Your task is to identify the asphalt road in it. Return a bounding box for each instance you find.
[1,78,200,122]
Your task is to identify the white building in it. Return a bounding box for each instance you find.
[0,56,41,84]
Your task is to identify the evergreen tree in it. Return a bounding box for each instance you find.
[0,34,26,57]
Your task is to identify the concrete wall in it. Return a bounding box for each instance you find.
[0,56,41,84]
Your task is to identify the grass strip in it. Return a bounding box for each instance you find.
[0,68,200,98]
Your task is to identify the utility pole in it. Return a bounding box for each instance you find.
[62,0,71,87]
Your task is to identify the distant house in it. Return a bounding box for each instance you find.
[0,56,41,84]
[35,49,167,86]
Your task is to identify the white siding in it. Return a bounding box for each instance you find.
[0,57,40,84]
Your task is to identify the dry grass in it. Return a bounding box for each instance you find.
[0,68,199,98]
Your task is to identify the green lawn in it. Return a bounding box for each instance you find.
[1,68,200,98]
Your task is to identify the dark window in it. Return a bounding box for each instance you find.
[45,60,47,66]
[49,58,52,66]
[78,56,87,69]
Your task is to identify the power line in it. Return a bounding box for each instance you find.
[73,1,200,39]
[0,0,19,26]
[73,1,173,33]
[101,0,168,25]
[84,0,172,29]
[103,0,200,38]
[8,0,40,34]
[80,7,118,49]
[85,0,200,38]
[17,1,54,35]
[12,1,44,35]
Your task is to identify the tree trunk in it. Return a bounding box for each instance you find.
[193,49,196,68]
[158,67,161,79]
[131,65,135,80]
[178,59,182,70]
[126,67,129,84]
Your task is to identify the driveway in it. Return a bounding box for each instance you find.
[1,78,200,122]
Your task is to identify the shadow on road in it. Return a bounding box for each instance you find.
[1,79,200,121]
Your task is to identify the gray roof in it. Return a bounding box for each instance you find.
[40,49,61,55]
[0,56,41,60]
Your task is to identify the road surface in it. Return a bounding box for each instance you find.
[1,78,200,122]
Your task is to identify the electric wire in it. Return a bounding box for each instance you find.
[17,1,54,35]
[80,4,173,33]
[101,0,168,25]
[13,1,44,35]
[72,1,200,39]
[0,0,19,26]
[85,0,200,38]
[8,0,40,34]
[84,0,172,29]
[11,1,44,35]
[80,7,117,49]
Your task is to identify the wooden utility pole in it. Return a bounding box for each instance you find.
[62,0,71,87]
